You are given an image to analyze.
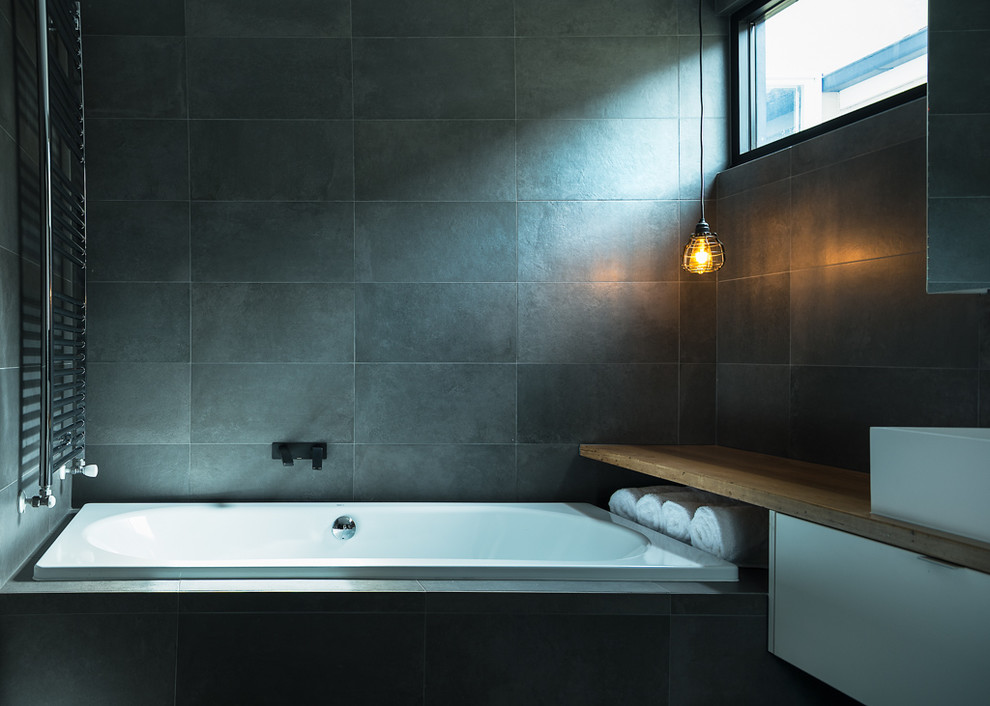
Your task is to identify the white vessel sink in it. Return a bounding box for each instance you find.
[870,427,990,543]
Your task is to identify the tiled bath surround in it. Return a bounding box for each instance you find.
[76,0,729,507]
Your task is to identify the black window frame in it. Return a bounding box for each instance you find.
[730,0,928,166]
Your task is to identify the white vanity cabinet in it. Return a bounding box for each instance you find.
[770,512,990,706]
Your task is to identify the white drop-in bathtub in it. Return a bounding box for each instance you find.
[33,502,738,581]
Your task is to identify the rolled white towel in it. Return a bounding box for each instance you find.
[660,499,706,542]
[689,505,769,564]
[608,485,670,521]
[633,494,664,532]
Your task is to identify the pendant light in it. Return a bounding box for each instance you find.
[681,0,725,274]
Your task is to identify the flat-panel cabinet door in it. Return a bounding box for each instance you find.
[771,513,990,706]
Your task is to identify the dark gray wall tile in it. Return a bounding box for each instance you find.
[356,283,516,362]
[790,366,980,471]
[717,273,789,364]
[517,119,679,200]
[716,178,790,279]
[0,613,177,706]
[790,98,925,176]
[0,482,50,583]
[80,0,184,35]
[426,613,670,705]
[518,283,678,363]
[517,37,679,119]
[190,120,353,201]
[0,368,17,488]
[928,197,990,288]
[87,201,189,282]
[982,372,990,426]
[678,36,729,118]
[86,119,189,201]
[679,117,729,200]
[191,283,354,363]
[930,0,990,31]
[680,281,715,363]
[515,443,650,505]
[928,114,990,198]
[189,443,353,500]
[0,13,14,136]
[191,202,353,283]
[354,444,515,500]
[73,444,190,505]
[518,200,680,283]
[83,36,186,118]
[791,254,982,368]
[669,614,855,705]
[87,363,190,444]
[791,139,926,269]
[186,0,351,37]
[355,202,515,282]
[355,363,515,443]
[517,364,678,443]
[191,364,354,443]
[0,247,17,366]
[353,38,513,119]
[188,38,351,119]
[355,120,514,201]
[351,0,512,37]
[680,363,716,444]
[716,364,789,457]
[0,132,15,253]
[927,30,989,114]
[514,0,677,36]
[716,148,789,198]
[176,613,423,705]
[88,283,190,362]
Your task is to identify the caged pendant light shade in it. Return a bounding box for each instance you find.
[681,0,724,274]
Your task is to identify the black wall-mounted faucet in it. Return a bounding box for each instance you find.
[271,443,328,471]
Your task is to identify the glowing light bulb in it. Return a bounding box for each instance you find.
[693,248,711,266]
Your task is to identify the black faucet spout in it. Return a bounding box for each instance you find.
[278,444,293,467]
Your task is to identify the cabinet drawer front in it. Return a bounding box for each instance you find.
[772,513,990,706]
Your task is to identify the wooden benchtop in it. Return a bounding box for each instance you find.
[581,444,990,575]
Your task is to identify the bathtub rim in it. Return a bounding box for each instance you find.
[31,501,739,582]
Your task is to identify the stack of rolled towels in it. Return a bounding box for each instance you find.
[608,484,767,567]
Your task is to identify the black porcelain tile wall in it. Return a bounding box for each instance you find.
[187,38,352,119]
[191,283,354,362]
[175,613,424,705]
[353,38,513,119]
[353,444,516,501]
[79,0,184,35]
[517,200,681,283]
[190,363,354,444]
[86,201,190,282]
[355,120,514,201]
[191,201,353,283]
[355,364,515,443]
[83,36,187,118]
[518,282,679,363]
[517,37,680,119]
[355,202,516,282]
[351,0,512,37]
[185,0,351,37]
[87,363,191,444]
[86,119,189,200]
[517,363,679,444]
[88,283,190,362]
[716,274,790,365]
[74,444,190,504]
[356,283,516,362]
[514,0,677,36]
[716,364,790,457]
[189,120,353,201]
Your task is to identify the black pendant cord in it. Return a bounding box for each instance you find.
[698,0,705,224]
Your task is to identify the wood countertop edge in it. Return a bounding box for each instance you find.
[581,443,990,575]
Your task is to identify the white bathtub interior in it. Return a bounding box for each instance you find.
[33,502,738,581]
